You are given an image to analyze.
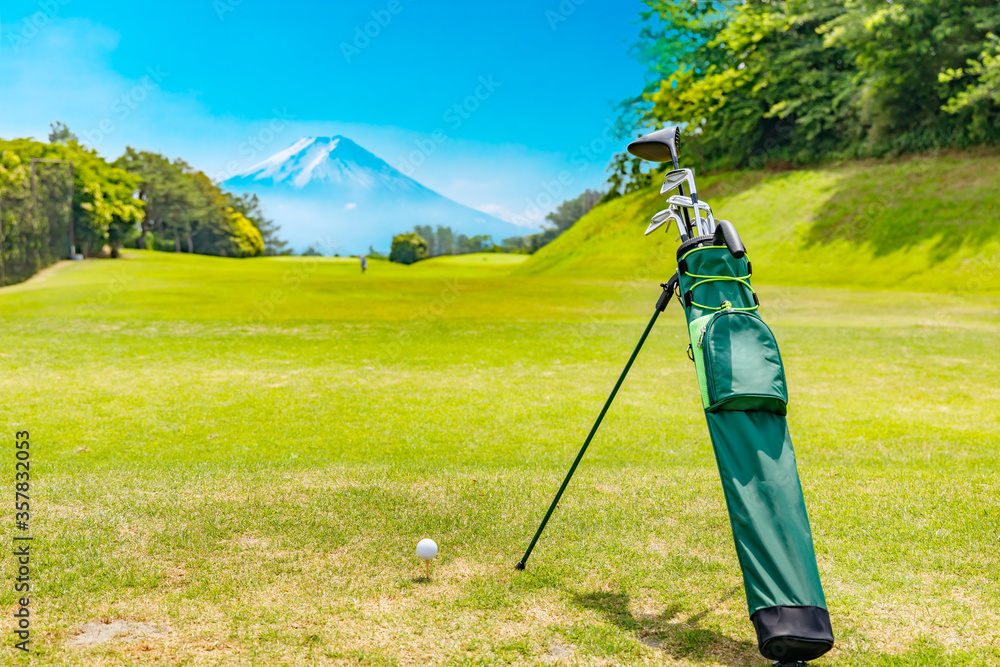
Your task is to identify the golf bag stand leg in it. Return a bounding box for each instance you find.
[516,276,678,570]
[678,229,834,663]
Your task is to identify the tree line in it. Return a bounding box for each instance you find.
[387,189,604,264]
[0,123,288,285]
[605,0,1000,195]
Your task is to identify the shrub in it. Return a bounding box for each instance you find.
[389,232,428,265]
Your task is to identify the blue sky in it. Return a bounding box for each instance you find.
[0,0,648,227]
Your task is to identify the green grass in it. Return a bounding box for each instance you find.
[1,236,998,665]
[520,152,1000,294]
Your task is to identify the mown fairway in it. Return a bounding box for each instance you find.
[1,250,998,665]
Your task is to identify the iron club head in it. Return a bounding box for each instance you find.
[660,168,697,196]
[644,219,668,235]
[645,208,685,237]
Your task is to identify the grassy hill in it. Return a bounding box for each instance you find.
[519,152,1000,293]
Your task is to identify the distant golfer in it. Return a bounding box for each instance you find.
[360,254,368,274]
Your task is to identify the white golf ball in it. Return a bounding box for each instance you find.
[416,538,438,561]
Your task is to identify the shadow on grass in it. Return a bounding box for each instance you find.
[572,587,758,666]
[805,157,1000,261]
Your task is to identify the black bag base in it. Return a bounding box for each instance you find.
[751,605,834,662]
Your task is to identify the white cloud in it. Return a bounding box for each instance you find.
[344,202,357,210]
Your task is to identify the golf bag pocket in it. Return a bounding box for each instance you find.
[695,311,788,414]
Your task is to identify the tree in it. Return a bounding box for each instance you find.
[942,33,1000,112]
[609,0,1000,185]
[115,149,198,251]
[48,122,78,144]
[454,234,497,254]
[414,224,437,256]
[500,189,606,253]
[821,0,1000,152]
[79,180,145,258]
[223,206,265,257]
[229,192,289,255]
[436,225,455,255]
[0,151,32,282]
[0,138,144,258]
[186,172,263,257]
[389,232,428,264]
[115,148,264,257]
[545,189,604,232]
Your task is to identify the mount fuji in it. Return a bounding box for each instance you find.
[223,136,535,255]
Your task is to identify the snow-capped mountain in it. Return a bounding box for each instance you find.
[223,136,534,255]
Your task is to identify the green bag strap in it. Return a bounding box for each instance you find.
[679,246,759,312]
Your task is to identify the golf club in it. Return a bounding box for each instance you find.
[644,216,669,236]
[661,170,704,236]
[660,168,697,198]
[664,195,714,235]
[628,127,695,238]
[646,207,686,239]
[666,206,689,240]
[658,166,714,239]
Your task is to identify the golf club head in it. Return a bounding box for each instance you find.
[665,195,714,236]
[645,209,683,236]
[627,126,681,165]
[651,208,674,223]
[660,168,696,196]
[665,194,713,214]
[644,219,668,236]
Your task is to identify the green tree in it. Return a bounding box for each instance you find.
[821,0,1000,152]
[0,138,144,258]
[941,33,1000,112]
[436,225,455,255]
[48,122,78,144]
[414,224,437,256]
[229,192,289,255]
[223,206,265,257]
[502,189,606,252]
[0,151,33,282]
[611,0,1000,185]
[389,232,428,264]
[501,235,529,253]
[545,189,604,232]
[187,172,263,257]
[115,149,198,251]
[115,149,264,257]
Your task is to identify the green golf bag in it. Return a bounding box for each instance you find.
[516,126,834,663]
[677,233,834,663]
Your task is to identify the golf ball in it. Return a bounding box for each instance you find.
[416,538,438,561]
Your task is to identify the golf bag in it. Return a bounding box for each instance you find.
[516,126,833,664]
[677,234,834,663]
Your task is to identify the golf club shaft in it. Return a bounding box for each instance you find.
[669,155,695,238]
[516,307,663,569]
